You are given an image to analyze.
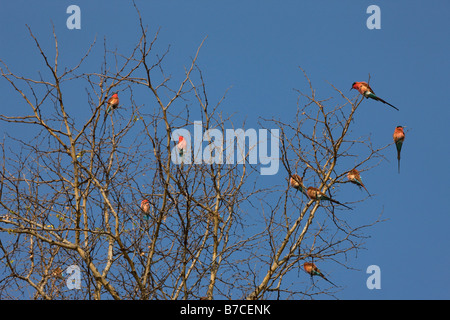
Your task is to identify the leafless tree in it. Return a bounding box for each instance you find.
[0,6,387,300]
[245,69,387,299]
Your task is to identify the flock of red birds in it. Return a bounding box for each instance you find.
[104,79,406,288]
[292,81,405,286]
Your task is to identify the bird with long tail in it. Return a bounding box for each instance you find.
[303,262,337,287]
[393,126,405,173]
[351,81,398,111]
[290,174,308,196]
[306,187,352,210]
[104,93,119,120]
[106,93,119,116]
[140,199,150,220]
[101,92,119,132]
[177,136,187,162]
[347,168,370,196]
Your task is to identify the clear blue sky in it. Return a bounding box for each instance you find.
[1,0,449,299]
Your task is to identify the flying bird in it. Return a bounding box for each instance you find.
[140,199,150,220]
[303,262,337,287]
[351,81,398,111]
[177,136,187,161]
[393,126,405,173]
[290,174,308,196]
[347,168,370,196]
[306,187,352,210]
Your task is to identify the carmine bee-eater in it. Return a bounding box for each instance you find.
[351,81,399,111]
[306,187,352,210]
[393,126,405,173]
[140,199,150,220]
[104,92,119,121]
[177,136,187,161]
[303,262,337,287]
[347,168,370,196]
[290,174,308,196]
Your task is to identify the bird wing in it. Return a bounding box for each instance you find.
[306,187,318,199]
[364,82,374,94]
[354,176,364,186]
[317,190,331,201]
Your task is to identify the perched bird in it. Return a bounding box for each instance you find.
[140,199,150,220]
[393,126,405,173]
[306,187,352,210]
[177,136,187,161]
[104,92,119,120]
[303,262,337,287]
[347,168,370,196]
[290,174,308,196]
[106,93,119,114]
[351,81,398,111]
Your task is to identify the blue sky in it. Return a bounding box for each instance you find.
[0,1,449,299]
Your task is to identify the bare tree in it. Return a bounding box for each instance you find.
[0,7,387,300]
[245,69,387,299]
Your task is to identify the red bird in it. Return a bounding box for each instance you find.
[303,262,337,287]
[177,136,187,161]
[101,93,119,130]
[140,199,150,220]
[351,81,398,111]
[306,187,352,210]
[104,92,119,120]
[290,174,308,196]
[347,168,370,196]
[393,126,405,173]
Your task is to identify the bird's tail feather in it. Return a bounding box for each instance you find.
[356,180,371,196]
[397,146,402,173]
[100,115,106,132]
[371,94,399,111]
[323,276,337,287]
[362,184,371,196]
[330,198,353,210]
[100,112,109,133]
